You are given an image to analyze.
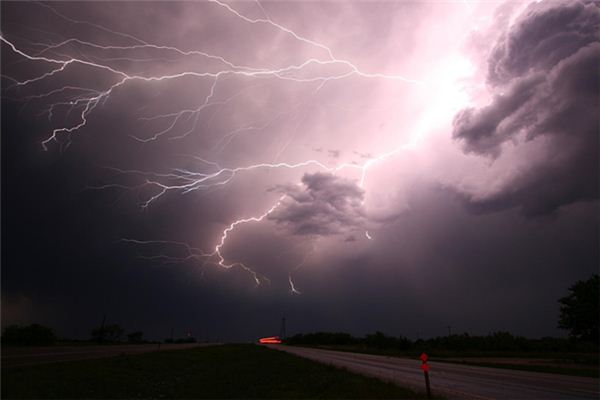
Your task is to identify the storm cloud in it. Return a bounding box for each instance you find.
[452,0,599,215]
[269,173,365,236]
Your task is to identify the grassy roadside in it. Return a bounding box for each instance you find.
[289,344,599,378]
[2,344,429,399]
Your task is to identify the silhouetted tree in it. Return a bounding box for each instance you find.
[1,324,56,345]
[288,330,598,353]
[558,274,599,342]
[127,331,144,343]
[365,331,394,349]
[286,332,356,346]
[91,323,124,343]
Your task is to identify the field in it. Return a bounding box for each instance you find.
[2,344,427,399]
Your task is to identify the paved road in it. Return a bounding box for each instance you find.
[2,343,212,368]
[273,345,600,400]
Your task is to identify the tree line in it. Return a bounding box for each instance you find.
[0,323,148,346]
[286,330,598,353]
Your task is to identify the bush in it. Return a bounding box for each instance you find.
[558,274,599,343]
[91,323,124,343]
[1,324,56,346]
[127,331,144,343]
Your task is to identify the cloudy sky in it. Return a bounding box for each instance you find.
[2,0,598,341]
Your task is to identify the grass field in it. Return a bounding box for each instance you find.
[2,344,427,399]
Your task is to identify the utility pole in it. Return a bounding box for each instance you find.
[99,314,106,343]
[447,326,452,337]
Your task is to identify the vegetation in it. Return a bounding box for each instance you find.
[1,324,56,346]
[90,323,124,343]
[2,344,428,399]
[287,330,598,354]
[164,336,197,344]
[558,274,599,343]
[126,331,144,343]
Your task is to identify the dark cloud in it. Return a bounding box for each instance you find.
[269,173,365,235]
[328,149,340,158]
[453,0,599,215]
[487,1,599,86]
[452,74,543,156]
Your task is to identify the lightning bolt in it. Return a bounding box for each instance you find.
[2,1,432,289]
[288,246,316,295]
[212,197,284,285]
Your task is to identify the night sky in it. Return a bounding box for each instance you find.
[2,1,598,342]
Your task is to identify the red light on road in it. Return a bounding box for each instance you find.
[259,336,282,344]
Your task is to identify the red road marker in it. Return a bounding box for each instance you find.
[419,352,431,398]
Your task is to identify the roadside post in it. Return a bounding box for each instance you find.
[420,352,431,398]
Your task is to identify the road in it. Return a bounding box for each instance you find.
[2,343,211,368]
[273,345,600,400]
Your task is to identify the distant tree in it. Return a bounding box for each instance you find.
[91,326,104,343]
[365,331,395,349]
[127,331,144,343]
[558,274,599,343]
[91,323,124,343]
[287,329,598,354]
[1,324,56,346]
[286,332,356,346]
[174,337,197,344]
